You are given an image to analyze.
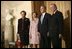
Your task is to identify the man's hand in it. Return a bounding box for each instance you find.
[47,32,49,37]
[38,32,40,39]
[59,34,62,38]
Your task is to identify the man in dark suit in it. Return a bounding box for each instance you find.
[38,5,51,48]
[17,11,30,48]
[48,3,64,48]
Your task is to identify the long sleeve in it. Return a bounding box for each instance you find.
[17,19,20,34]
[26,19,30,30]
[57,12,64,34]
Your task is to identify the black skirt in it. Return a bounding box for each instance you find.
[20,33,29,45]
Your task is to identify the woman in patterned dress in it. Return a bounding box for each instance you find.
[29,12,40,48]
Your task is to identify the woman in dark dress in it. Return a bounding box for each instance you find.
[17,10,30,48]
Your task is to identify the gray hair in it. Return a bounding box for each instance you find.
[50,3,57,10]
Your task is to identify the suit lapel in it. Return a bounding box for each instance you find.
[39,14,41,24]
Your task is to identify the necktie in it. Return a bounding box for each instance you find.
[40,14,44,24]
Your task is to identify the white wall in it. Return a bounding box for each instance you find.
[1,1,33,41]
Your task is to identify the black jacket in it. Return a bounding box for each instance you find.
[48,10,63,34]
[38,13,51,35]
[17,18,30,35]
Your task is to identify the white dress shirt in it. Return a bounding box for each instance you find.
[40,12,45,24]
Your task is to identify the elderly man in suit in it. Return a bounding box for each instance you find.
[48,3,64,48]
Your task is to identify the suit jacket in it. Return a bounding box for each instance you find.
[38,13,51,35]
[17,18,30,35]
[48,10,63,34]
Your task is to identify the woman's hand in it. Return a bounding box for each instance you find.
[29,34,32,39]
[17,34,20,40]
[38,32,40,36]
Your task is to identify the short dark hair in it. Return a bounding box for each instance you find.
[40,5,46,9]
[20,10,26,15]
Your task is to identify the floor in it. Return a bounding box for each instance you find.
[1,38,66,48]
